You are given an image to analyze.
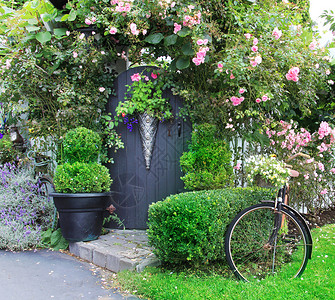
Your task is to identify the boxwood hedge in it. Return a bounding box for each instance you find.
[147,187,275,266]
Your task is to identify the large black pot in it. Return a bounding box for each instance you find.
[50,192,111,242]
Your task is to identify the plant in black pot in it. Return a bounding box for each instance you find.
[51,127,112,242]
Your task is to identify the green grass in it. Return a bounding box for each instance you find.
[116,224,335,300]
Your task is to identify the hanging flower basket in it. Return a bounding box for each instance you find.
[138,111,159,170]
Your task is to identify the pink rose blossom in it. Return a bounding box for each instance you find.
[174,23,182,34]
[250,60,258,67]
[320,189,328,195]
[230,73,235,79]
[131,73,141,82]
[233,163,241,170]
[318,162,325,171]
[251,46,258,52]
[73,51,78,58]
[109,27,117,34]
[130,23,140,35]
[262,95,268,101]
[85,18,92,25]
[231,96,244,106]
[256,98,261,103]
[244,33,251,39]
[318,121,332,139]
[151,73,158,79]
[309,40,317,50]
[328,80,334,85]
[272,27,282,40]
[239,88,245,94]
[326,69,331,75]
[253,38,258,45]
[99,87,105,92]
[330,168,335,174]
[218,63,223,69]
[254,55,262,64]
[286,67,300,82]
[196,39,208,45]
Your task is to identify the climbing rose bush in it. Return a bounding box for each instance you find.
[264,120,335,211]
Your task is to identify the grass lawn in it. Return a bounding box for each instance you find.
[116,224,335,300]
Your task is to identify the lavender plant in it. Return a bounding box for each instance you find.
[0,163,54,250]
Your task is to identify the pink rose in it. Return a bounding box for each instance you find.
[262,95,268,101]
[151,72,158,79]
[251,46,258,52]
[256,98,261,103]
[309,40,317,50]
[253,38,258,45]
[109,27,117,34]
[174,23,182,34]
[272,27,282,40]
[131,73,141,82]
[244,33,251,39]
[239,88,245,94]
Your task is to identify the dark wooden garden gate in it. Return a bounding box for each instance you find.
[106,66,191,229]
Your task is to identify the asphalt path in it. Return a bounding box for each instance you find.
[0,249,138,300]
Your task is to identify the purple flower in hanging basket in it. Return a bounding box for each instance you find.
[123,115,138,132]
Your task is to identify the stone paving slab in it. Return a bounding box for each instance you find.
[69,229,161,273]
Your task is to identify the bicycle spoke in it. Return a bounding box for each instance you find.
[225,204,309,281]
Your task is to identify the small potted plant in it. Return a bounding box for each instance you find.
[51,127,112,242]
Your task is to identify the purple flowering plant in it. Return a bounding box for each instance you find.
[0,163,54,250]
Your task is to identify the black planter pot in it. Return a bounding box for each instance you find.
[50,192,111,242]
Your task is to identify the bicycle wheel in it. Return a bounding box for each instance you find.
[225,203,309,282]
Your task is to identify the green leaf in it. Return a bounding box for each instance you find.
[177,27,191,37]
[164,34,178,46]
[36,31,52,43]
[68,9,77,21]
[26,25,40,32]
[28,18,39,25]
[31,0,39,9]
[42,13,52,23]
[176,57,190,70]
[54,28,67,37]
[181,43,194,56]
[145,33,164,44]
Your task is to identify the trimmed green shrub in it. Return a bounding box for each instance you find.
[63,127,102,164]
[53,162,111,193]
[180,123,233,190]
[147,187,275,266]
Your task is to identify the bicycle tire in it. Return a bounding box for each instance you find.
[225,202,310,282]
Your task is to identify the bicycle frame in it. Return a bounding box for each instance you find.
[261,184,313,260]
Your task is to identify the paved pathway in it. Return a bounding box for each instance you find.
[0,249,138,300]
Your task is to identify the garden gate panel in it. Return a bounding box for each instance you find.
[106,66,191,229]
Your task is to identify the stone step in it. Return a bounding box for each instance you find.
[68,229,161,273]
